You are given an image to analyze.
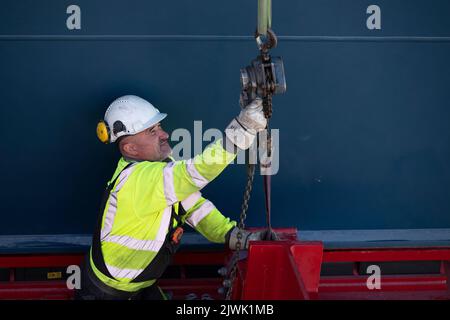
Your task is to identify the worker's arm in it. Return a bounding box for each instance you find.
[180,191,236,243]
[132,98,266,216]
[132,138,237,215]
[179,191,266,247]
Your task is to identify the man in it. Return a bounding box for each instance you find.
[75,95,267,300]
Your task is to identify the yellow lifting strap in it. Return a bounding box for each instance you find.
[257,0,272,36]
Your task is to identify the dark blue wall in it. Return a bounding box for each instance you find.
[1,0,450,235]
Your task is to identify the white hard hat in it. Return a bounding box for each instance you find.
[96,95,167,143]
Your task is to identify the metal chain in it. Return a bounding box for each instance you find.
[223,13,276,299]
[225,160,255,300]
[224,94,274,298]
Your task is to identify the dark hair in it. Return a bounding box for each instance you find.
[116,136,124,146]
[116,136,127,153]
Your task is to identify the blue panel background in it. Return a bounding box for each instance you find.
[1,0,450,235]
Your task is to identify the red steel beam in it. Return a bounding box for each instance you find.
[323,248,450,263]
[0,281,73,300]
[0,254,84,268]
[172,251,228,265]
[239,242,310,300]
[318,290,450,300]
[158,278,223,300]
[1,240,449,300]
[319,275,448,292]
[0,251,225,269]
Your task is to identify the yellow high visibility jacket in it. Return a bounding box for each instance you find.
[89,139,237,292]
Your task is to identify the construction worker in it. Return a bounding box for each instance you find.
[75,95,268,300]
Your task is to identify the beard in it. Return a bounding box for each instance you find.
[159,140,172,159]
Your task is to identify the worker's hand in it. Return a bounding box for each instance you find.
[238,97,267,132]
[226,227,266,250]
[225,98,267,150]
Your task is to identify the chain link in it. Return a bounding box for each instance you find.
[224,27,276,299]
[225,160,255,300]
[225,93,272,301]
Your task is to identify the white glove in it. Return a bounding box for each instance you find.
[226,227,266,250]
[225,98,267,150]
[226,227,280,250]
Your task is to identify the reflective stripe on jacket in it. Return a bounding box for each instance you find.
[90,139,237,292]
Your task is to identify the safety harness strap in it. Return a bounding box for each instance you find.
[91,160,189,284]
[131,201,188,283]
[91,163,134,280]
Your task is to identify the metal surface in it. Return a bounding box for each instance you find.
[0,250,230,300]
[1,0,450,234]
[230,228,450,300]
[1,235,450,299]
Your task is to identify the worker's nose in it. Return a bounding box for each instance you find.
[159,130,169,141]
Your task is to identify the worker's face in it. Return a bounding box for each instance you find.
[122,123,171,161]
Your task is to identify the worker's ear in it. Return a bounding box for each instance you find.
[119,137,138,157]
[122,141,138,157]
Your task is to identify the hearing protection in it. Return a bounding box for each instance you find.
[96,120,110,144]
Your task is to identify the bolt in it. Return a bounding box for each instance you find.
[218,267,227,276]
